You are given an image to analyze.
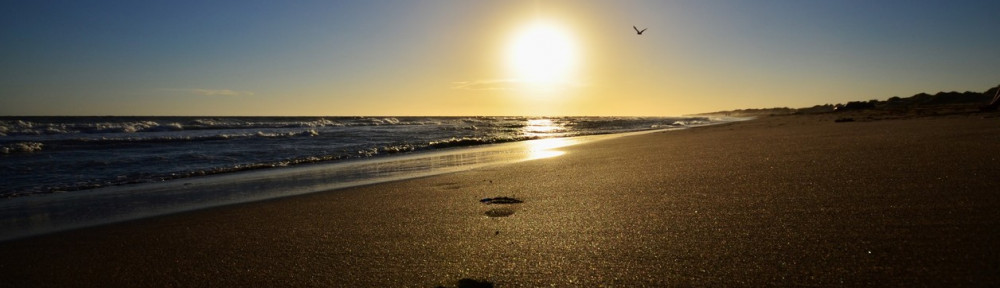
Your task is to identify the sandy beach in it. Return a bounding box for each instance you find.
[2,112,999,287]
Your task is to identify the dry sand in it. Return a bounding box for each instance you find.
[2,113,999,287]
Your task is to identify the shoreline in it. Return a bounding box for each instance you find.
[1,113,998,286]
[0,123,730,242]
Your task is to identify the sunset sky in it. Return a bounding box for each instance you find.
[2,0,999,116]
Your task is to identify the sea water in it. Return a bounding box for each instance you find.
[0,116,725,240]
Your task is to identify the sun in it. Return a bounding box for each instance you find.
[506,21,579,84]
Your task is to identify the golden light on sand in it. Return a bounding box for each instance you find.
[523,137,572,160]
[505,21,578,84]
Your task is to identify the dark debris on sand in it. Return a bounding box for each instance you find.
[436,278,495,288]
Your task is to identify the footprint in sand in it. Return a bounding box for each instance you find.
[479,197,523,204]
[480,197,522,217]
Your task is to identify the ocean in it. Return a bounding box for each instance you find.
[0,116,726,240]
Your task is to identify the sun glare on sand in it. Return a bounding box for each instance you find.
[506,20,579,85]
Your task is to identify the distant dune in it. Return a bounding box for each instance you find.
[693,84,1000,117]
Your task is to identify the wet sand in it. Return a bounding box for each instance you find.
[2,113,1000,287]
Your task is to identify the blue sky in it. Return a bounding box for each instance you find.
[2,0,999,116]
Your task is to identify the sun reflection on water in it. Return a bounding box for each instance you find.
[524,118,568,138]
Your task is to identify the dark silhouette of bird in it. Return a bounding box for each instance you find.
[633,26,647,35]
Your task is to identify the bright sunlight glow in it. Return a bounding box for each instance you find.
[506,21,578,84]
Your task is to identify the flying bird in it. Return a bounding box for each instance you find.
[633,26,647,35]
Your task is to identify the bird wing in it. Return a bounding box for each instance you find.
[640,28,648,33]
[633,26,640,33]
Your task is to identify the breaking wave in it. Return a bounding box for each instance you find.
[1,116,728,198]
[1,142,43,154]
[0,117,433,136]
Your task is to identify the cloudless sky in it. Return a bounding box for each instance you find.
[2,0,999,116]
